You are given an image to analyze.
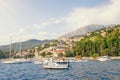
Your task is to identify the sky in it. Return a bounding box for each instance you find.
[0,0,120,45]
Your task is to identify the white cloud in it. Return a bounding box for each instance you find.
[38,32,65,40]
[26,0,120,41]
[65,0,120,29]
[33,0,120,32]
[21,32,65,41]
[0,0,120,45]
[33,17,65,29]
[38,32,48,35]
[19,28,25,33]
[22,34,37,41]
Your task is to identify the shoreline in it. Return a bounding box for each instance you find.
[1,56,120,61]
[66,56,120,60]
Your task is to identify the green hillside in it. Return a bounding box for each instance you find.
[75,25,120,57]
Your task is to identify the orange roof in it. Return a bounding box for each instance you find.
[53,50,65,53]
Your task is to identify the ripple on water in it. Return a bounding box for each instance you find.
[0,60,120,80]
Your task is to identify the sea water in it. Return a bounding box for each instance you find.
[0,60,120,80]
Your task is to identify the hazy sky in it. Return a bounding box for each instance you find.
[0,0,120,45]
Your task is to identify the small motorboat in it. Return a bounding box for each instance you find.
[43,58,69,69]
[97,56,111,61]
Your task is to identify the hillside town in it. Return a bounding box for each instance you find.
[11,25,120,60]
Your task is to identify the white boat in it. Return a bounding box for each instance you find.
[1,58,32,64]
[1,60,15,64]
[33,60,43,65]
[12,59,32,64]
[97,56,111,61]
[43,58,69,69]
[74,59,88,62]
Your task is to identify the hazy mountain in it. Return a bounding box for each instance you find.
[0,39,53,52]
[61,24,108,37]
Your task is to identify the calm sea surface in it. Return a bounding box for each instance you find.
[0,60,120,80]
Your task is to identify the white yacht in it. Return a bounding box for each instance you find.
[97,56,111,61]
[43,58,69,69]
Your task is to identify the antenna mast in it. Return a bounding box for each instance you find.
[19,34,22,55]
[9,36,12,58]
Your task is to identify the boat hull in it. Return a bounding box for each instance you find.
[43,65,68,69]
[43,61,69,69]
[97,56,111,61]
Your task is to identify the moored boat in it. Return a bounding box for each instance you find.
[43,58,69,69]
[1,58,32,64]
[33,60,43,65]
[97,56,111,61]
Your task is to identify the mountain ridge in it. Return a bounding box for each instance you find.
[0,39,53,52]
[60,24,111,38]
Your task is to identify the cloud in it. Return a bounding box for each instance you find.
[65,0,120,29]
[22,34,37,41]
[33,18,62,29]
[38,32,65,40]
[33,0,120,31]
[1,0,120,45]
[22,32,65,41]
[27,0,120,41]
[19,28,25,33]
[33,17,65,29]
[38,32,48,36]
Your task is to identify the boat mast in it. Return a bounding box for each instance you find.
[19,34,22,55]
[9,36,12,58]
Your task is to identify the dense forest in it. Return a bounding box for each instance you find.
[75,25,120,57]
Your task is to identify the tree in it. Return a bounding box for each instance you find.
[25,53,35,58]
[0,50,6,59]
[40,52,46,57]
[46,52,53,57]
[44,43,50,48]
[38,46,44,51]
[58,53,64,57]
[74,25,120,57]
[65,50,75,57]
[90,53,99,58]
